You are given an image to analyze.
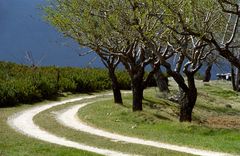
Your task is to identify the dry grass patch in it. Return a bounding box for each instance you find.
[206,116,240,129]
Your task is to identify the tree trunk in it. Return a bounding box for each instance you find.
[179,74,197,122]
[132,80,143,111]
[150,63,169,93]
[112,86,123,104]
[179,91,197,122]
[219,49,240,69]
[236,68,240,91]
[108,68,123,104]
[231,52,240,91]
[131,71,144,111]
[175,54,185,101]
[235,53,240,91]
[154,68,169,93]
[203,64,213,82]
[231,65,237,91]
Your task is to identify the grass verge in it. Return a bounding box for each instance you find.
[0,95,101,156]
[78,81,240,155]
[34,96,193,156]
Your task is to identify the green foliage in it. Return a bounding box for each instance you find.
[0,61,132,107]
[116,71,131,90]
[44,0,160,50]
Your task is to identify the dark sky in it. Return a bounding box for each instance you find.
[0,0,101,67]
[0,0,229,79]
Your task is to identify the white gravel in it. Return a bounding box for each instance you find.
[57,103,234,156]
[7,94,133,156]
[7,92,234,156]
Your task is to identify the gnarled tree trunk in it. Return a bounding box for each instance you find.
[131,70,144,111]
[101,57,122,105]
[179,73,197,122]
[235,53,240,91]
[151,64,169,93]
[231,64,237,91]
[154,69,169,93]
[231,52,240,91]
[108,67,123,104]
[179,89,197,122]
[203,64,213,82]
[234,67,240,91]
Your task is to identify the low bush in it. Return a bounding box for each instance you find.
[0,61,156,107]
[0,61,139,107]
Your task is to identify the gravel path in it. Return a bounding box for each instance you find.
[57,103,233,156]
[7,93,233,156]
[7,94,132,156]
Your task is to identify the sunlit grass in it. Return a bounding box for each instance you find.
[34,96,191,156]
[1,80,240,155]
[78,80,240,154]
[0,100,100,156]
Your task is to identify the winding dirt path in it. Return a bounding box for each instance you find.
[57,103,233,156]
[7,93,233,156]
[7,94,132,156]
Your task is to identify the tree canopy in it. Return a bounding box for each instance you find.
[44,0,240,122]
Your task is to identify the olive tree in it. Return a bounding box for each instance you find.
[159,0,240,68]
[44,0,124,104]
[150,34,211,122]
[141,0,217,122]
[44,0,159,111]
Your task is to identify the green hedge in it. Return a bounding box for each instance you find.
[0,61,156,107]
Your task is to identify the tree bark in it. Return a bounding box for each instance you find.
[154,68,169,93]
[235,53,240,91]
[219,49,240,68]
[203,64,213,82]
[233,68,240,91]
[231,65,237,91]
[179,90,197,122]
[236,68,240,91]
[108,67,123,104]
[161,60,198,122]
[175,54,185,100]
[131,70,144,111]
[179,74,197,122]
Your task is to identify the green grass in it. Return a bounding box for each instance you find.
[34,96,192,156]
[1,80,240,155]
[78,80,240,155]
[0,97,101,156]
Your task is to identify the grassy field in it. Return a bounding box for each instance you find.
[34,95,192,156]
[1,80,240,155]
[78,80,240,155]
[0,94,101,156]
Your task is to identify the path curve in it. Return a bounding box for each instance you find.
[7,94,133,156]
[57,103,233,156]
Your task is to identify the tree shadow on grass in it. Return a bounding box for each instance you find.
[197,104,240,115]
[143,98,171,110]
[153,113,171,121]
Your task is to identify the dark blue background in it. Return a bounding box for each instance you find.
[0,0,100,67]
[0,0,229,79]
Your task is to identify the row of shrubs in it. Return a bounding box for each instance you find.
[0,61,155,107]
